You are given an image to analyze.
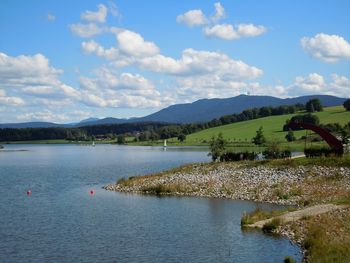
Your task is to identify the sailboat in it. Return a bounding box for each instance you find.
[163,139,167,149]
[92,141,95,147]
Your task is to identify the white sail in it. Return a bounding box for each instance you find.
[164,139,167,147]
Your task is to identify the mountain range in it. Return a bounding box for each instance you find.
[0,94,346,128]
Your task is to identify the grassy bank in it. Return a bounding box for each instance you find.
[129,106,349,151]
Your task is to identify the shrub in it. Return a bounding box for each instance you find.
[262,218,281,233]
[284,256,296,263]
[220,151,257,162]
[304,147,343,158]
[343,99,350,111]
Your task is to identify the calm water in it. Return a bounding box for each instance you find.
[0,145,302,262]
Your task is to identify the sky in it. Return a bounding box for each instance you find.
[0,0,349,123]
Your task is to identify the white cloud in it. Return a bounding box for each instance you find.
[16,110,70,123]
[236,24,267,37]
[0,89,25,105]
[292,73,326,94]
[176,10,208,27]
[0,89,5,96]
[79,68,165,108]
[204,23,266,40]
[211,2,225,23]
[139,49,263,79]
[47,13,56,22]
[301,33,350,63]
[204,24,238,40]
[330,74,350,97]
[116,30,160,57]
[81,4,108,23]
[288,73,350,97]
[70,23,106,37]
[0,52,61,87]
[0,52,82,106]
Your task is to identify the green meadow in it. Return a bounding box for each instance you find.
[164,106,349,151]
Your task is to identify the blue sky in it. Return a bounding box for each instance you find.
[0,0,349,123]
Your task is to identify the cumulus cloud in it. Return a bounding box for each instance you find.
[301,33,350,63]
[79,68,167,108]
[70,23,107,37]
[81,4,108,23]
[0,52,62,87]
[16,110,70,123]
[211,2,225,23]
[204,23,266,40]
[176,10,208,27]
[0,89,25,105]
[288,73,350,97]
[178,2,266,40]
[139,48,263,79]
[116,30,160,57]
[0,52,82,108]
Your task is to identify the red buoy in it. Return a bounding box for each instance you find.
[27,189,32,196]
[90,189,95,196]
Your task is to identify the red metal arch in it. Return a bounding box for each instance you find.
[288,121,343,152]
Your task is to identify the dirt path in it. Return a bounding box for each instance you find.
[246,204,349,228]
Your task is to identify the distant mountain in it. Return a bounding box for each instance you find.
[0,122,67,129]
[135,94,347,123]
[75,117,130,127]
[79,117,100,124]
[0,95,347,128]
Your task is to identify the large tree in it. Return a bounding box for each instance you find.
[306,98,323,112]
[343,99,350,111]
[208,133,227,162]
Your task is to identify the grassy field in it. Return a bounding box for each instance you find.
[159,106,349,150]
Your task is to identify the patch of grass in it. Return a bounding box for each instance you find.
[262,217,282,233]
[303,209,350,262]
[140,183,188,195]
[273,187,290,200]
[260,155,350,167]
[241,207,295,226]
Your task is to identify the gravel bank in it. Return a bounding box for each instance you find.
[104,162,350,206]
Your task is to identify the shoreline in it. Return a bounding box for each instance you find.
[104,159,350,262]
[104,161,350,206]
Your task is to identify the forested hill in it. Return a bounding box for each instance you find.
[0,94,346,128]
[135,95,346,124]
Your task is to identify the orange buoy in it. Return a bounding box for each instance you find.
[27,189,32,196]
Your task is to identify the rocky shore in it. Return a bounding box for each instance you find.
[104,160,350,262]
[104,162,350,206]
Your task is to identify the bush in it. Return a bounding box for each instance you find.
[343,99,350,111]
[262,218,281,233]
[304,147,343,158]
[220,151,257,162]
[284,256,296,263]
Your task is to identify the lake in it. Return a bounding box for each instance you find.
[0,144,302,262]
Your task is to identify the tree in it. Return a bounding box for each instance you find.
[208,133,227,162]
[343,99,350,111]
[285,129,296,142]
[252,126,266,145]
[306,98,323,112]
[177,134,186,142]
[117,135,126,144]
